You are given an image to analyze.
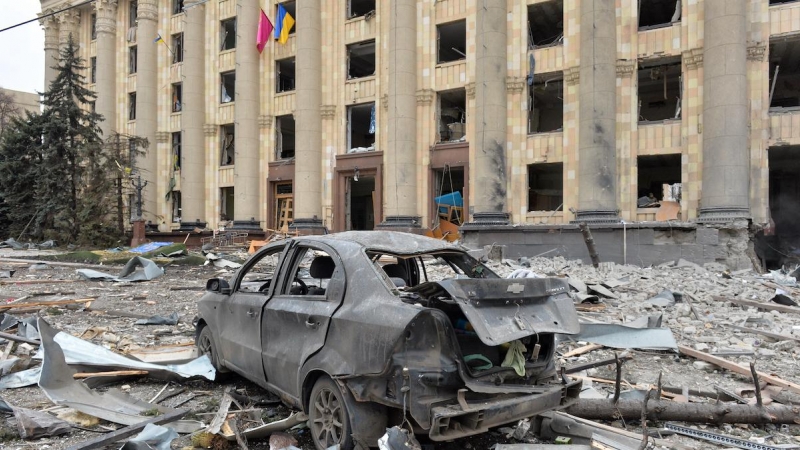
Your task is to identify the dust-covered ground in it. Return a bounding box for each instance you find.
[0,247,798,449]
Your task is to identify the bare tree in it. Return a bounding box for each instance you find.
[0,89,21,135]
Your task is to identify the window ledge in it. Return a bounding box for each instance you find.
[275,90,295,97]
[638,22,679,32]
[435,59,467,68]
[171,111,182,115]
[528,129,563,137]
[220,48,236,55]
[220,164,234,169]
[638,118,681,126]
[346,75,376,82]
[220,101,235,106]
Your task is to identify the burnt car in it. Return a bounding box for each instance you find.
[195,231,581,449]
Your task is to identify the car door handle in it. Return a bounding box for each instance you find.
[247,309,256,318]
[305,319,318,329]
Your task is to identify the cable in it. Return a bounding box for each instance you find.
[0,0,95,34]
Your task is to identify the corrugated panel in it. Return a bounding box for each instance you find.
[169,114,181,131]
[344,16,377,44]
[219,167,234,186]
[218,103,235,124]
[637,24,681,58]
[127,73,137,92]
[531,46,564,74]
[218,50,235,72]
[170,15,184,33]
[638,120,682,154]
[274,92,296,116]
[435,0,468,21]
[274,35,296,60]
[526,132,564,162]
[345,77,377,103]
[770,2,800,36]
[435,60,468,90]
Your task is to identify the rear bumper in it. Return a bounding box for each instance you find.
[427,379,582,441]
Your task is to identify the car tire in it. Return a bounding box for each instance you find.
[196,325,229,375]
[309,376,354,450]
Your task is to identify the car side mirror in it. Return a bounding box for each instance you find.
[206,278,232,295]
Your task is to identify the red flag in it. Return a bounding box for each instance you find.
[256,9,273,54]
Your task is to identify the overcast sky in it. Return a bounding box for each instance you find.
[0,1,45,94]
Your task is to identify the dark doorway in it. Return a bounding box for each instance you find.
[636,154,682,200]
[765,146,800,267]
[433,166,465,225]
[347,176,375,230]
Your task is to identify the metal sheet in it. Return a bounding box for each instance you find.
[568,323,678,350]
[76,257,164,282]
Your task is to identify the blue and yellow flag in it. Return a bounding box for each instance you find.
[154,34,164,44]
[274,4,295,45]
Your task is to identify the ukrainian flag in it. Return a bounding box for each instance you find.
[274,4,295,45]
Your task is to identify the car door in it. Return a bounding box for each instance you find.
[261,242,346,399]
[218,242,288,385]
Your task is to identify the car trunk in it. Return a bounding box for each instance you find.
[405,277,579,383]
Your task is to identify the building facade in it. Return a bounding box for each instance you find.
[37,0,800,264]
[0,88,40,133]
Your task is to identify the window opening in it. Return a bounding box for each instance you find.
[129,1,138,29]
[171,132,181,170]
[769,39,800,109]
[171,191,181,223]
[638,58,682,122]
[437,89,466,143]
[172,33,184,63]
[765,145,800,269]
[277,2,296,36]
[90,57,97,83]
[433,166,465,226]
[638,0,680,30]
[348,0,375,18]
[347,40,376,79]
[171,83,182,113]
[238,246,284,293]
[276,58,295,92]
[220,187,234,222]
[273,182,293,231]
[220,124,235,165]
[636,154,681,207]
[276,115,295,159]
[347,103,376,152]
[221,71,235,103]
[172,0,184,14]
[90,13,97,40]
[527,0,563,49]
[528,163,563,211]
[529,74,563,133]
[345,175,376,230]
[283,248,337,296]
[220,18,237,51]
[437,20,466,64]
[129,46,137,74]
[770,0,800,4]
[128,92,137,121]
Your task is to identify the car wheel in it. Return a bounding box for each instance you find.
[309,376,353,450]
[196,326,228,374]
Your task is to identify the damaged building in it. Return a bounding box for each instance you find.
[36,0,800,268]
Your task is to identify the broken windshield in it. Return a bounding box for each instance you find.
[368,250,498,289]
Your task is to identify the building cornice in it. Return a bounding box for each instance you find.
[137,0,159,21]
[683,48,703,70]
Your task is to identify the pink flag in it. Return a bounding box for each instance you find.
[257,9,273,54]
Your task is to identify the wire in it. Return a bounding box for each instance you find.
[0,0,95,34]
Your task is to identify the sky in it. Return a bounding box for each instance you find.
[0,1,45,94]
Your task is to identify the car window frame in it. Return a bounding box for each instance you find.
[232,241,289,296]
[276,242,343,301]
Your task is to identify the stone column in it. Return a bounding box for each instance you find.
[179,0,207,230]
[57,10,79,49]
[290,0,325,232]
[698,0,750,222]
[95,0,118,139]
[574,0,619,223]
[136,0,159,226]
[466,0,509,226]
[379,0,419,230]
[231,0,262,230]
[40,13,60,91]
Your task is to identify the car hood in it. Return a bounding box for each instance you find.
[408,277,580,346]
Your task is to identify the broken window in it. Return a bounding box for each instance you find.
[220,18,237,51]
[348,0,375,18]
[276,58,295,93]
[171,191,181,223]
[89,101,95,113]
[770,0,800,4]
[433,166,465,225]
[527,0,563,49]
[220,71,235,103]
[529,74,563,133]
[283,248,340,296]
[528,163,563,211]
[172,0,184,15]
[129,46,137,74]
[90,57,97,84]
[347,40,376,79]
[220,124,235,165]
[636,154,681,206]
[277,2,296,36]
[129,1,138,29]
[437,89,466,143]
[638,58,682,122]
[90,13,97,40]
[238,245,284,293]
[172,132,181,170]
[437,20,466,64]
[128,92,136,121]
[638,0,680,30]
[171,83,182,113]
[276,114,295,159]
[273,182,293,231]
[172,33,183,63]
[347,103,376,152]
[769,39,800,109]
[220,187,234,222]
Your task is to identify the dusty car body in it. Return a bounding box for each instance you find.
[195,231,581,449]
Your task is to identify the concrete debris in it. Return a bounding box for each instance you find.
[134,312,179,326]
[378,426,422,450]
[77,257,164,282]
[204,252,242,269]
[644,289,676,307]
[12,404,72,439]
[0,239,57,250]
[0,270,14,278]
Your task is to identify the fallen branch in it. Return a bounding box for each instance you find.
[579,222,600,268]
[679,345,800,394]
[566,398,800,424]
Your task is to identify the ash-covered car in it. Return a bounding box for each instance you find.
[195,231,581,449]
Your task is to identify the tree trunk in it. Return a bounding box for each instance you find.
[566,399,800,424]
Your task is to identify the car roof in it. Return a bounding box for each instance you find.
[299,230,464,255]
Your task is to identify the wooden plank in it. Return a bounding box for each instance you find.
[0,279,76,285]
[728,324,800,343]
[0,331,40,345]
[565,353,633,374]
[716,296,800,316]
[73,370,148,379]
[64,408,187,450]
[0,297,95,311]
[562,344,603,358]
[678,345,800,394]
